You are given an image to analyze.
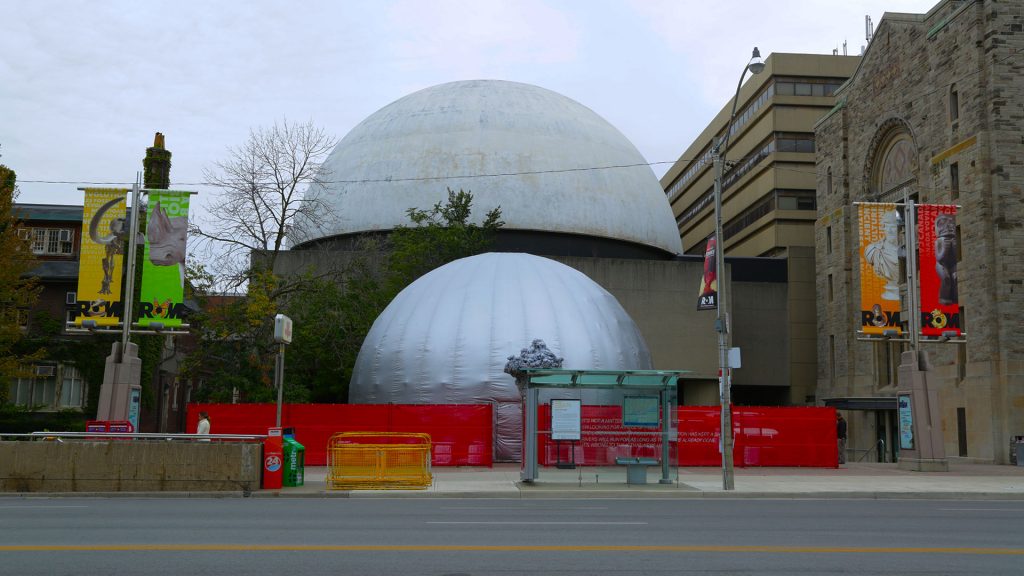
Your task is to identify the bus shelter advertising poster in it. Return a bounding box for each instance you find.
[916,204,962,337]
[858,203,902,335]
[74,188,128,326]
[138,191,190,327]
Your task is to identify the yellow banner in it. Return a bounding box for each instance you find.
[74,188,127,326]
[858,203,902,335]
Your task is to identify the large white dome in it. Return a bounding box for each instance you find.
[294,79,682,255]
[350,252,653,461]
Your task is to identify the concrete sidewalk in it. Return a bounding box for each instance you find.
[254,461,1024,499]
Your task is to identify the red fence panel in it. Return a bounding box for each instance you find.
[188,403,835,468]
[536,405,837,468]
[187,403,493,467]
[733,406,837,467]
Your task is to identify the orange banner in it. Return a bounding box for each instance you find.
[858,203,902,335]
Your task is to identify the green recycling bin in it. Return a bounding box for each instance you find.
[282,436,305,487]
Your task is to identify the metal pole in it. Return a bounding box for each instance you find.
[903,192,920,350]
[713,147,734,491]
[120,177,142,360]
[660,386,672,484]
[713,63,752,492]
[275,343,285,427]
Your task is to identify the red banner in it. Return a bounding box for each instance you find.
[697,235,717,310]
[916,204,962,336]
[538,405,837,468]
[187,404,493,467]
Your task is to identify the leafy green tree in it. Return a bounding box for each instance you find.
[0,156,43,404]
[185,187,502,404]
[280,188,503,402]
[386,187,504,295]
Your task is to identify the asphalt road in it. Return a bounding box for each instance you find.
[2,497,1023,575]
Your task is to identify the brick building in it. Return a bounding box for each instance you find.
[815,0,1023,463]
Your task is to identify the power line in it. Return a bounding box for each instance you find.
[18,160,682,187]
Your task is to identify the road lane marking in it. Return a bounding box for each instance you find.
[2,545,1022,555]
[942,508,1024,511]
[0,502,88,506]
[441,507,609,511]
[426,521,645,525]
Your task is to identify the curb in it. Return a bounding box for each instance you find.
[4,489,1023,500]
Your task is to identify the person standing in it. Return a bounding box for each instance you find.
[196,411,211,440]
[836,412,848,464]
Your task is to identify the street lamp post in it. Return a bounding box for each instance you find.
[713,47,764,491]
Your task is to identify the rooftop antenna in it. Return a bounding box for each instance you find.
[843,40,848,56]
[866,15,874,44]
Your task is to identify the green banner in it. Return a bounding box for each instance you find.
[139,191,190,328]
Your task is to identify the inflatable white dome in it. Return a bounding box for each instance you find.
[293,79,682,256]
[350,252,653,461]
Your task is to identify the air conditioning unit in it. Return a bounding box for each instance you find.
[66,291,77,305]
[58,229,72,242]
[34,365,56,377]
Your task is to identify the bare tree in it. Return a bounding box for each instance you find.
[193,119,337,287]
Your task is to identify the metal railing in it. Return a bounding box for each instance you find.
[856,439,888,463]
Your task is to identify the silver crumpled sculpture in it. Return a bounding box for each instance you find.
[349,252,653,462]
[504,339,564,378]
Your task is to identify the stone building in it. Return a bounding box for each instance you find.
[814,0,1023,463]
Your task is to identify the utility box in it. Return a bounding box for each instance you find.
[283,434,305,487]
[263,427,283,489]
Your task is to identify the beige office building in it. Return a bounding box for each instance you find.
[661,53,860,405]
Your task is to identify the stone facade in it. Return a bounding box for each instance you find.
[815,0,1024,463]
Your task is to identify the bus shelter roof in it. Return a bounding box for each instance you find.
[520,368,690,389]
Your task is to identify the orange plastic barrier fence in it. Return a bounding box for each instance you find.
[326,432,432,490]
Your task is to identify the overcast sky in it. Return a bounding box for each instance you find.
[3,0,939,207]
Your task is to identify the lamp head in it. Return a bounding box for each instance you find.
[748,47,765,75]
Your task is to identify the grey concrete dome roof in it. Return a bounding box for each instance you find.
[293,79,682,255]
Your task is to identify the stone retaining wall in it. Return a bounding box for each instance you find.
[0,441,261,492]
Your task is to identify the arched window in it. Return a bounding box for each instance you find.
[875,134,916,196]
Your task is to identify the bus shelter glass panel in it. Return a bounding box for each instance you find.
[521,370,685,487]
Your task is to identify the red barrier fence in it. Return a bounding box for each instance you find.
[187,404,493,467]
[189,403,837,468]
[539,405,838,468]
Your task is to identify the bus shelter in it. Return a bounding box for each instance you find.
[517,369,688,484]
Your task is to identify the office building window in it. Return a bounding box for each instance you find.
[59,365,85,408]
[30,228,74,255]
[8,374,33,406]
[775,132,815,153]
